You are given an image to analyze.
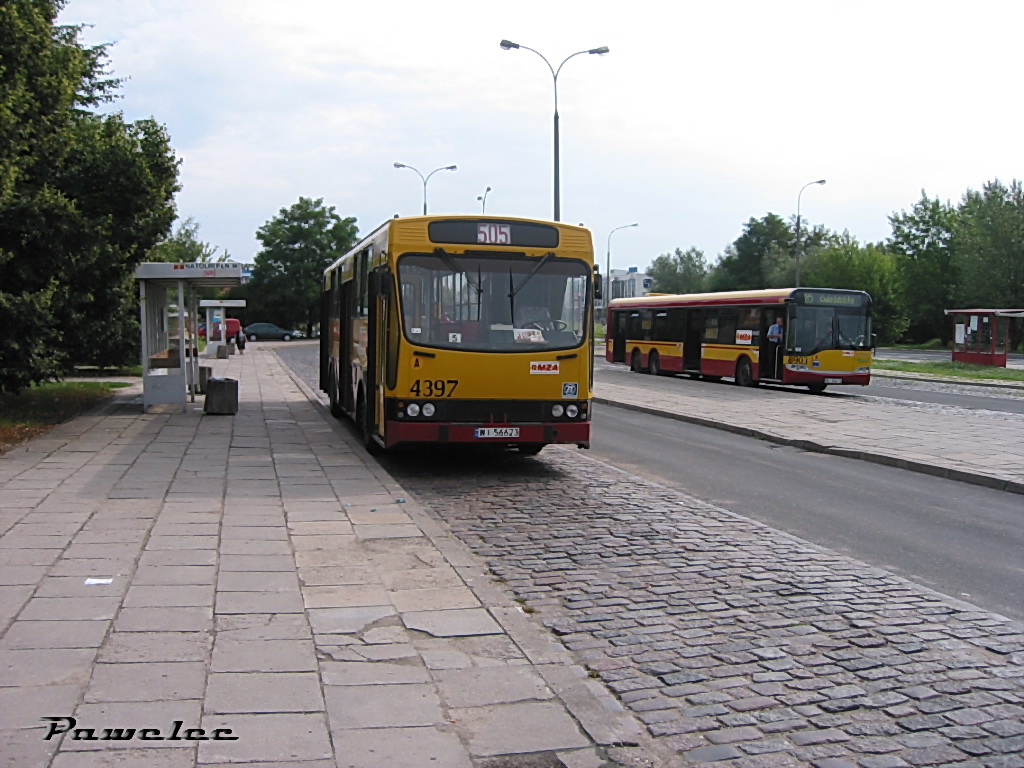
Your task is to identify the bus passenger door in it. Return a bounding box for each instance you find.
[611,311,627,363]
[683,310,702,372]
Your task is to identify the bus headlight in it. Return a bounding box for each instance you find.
[855,366,870,373]
[552,404,564,418]
[422,402,435,417]
[407,403,420,417]
[566,404,579,418]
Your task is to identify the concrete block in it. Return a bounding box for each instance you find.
[204,377,238,415]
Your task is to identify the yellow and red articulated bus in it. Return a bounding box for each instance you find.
[606,288,873,393]
[320,215,598,453]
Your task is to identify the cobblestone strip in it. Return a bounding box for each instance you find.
[390,447,1024,768]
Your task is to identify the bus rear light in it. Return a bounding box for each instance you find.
[551,404,564,417]
[406,403,421,417]
[422,402,435,417]
[566,404,579,418]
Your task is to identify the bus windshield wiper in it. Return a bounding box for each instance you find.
[434,248,481,294]
[508,252,553,299]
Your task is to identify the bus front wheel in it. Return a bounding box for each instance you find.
[735,357,756,387]
[328,368,343,417]
[356,390,382,454]
[807,383,828,394]
[630,349,644,373]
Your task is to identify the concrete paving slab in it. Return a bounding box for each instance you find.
[324,683,443,728]
[320,660,431,686]
[436,666,554,708]
[198,712,333,763]
[402,608,503,637]
[205,671,325,713]
[85,661,207,702]
[450,701,591,756]
[210,637,317,672]
[329,726,473,768]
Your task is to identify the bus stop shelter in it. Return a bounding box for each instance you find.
[945,308,1024,367]
[135,262,243,412]
[200,298,247,358]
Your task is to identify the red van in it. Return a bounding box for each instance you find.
[210,318,241,341]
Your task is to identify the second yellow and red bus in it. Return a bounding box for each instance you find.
[606,287,873,392]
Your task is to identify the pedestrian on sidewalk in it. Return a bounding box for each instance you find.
[235,328,246,355]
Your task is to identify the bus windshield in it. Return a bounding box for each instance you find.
[398,252,590,352]
[790,304,872,354]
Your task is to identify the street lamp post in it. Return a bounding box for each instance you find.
[393,162,457,215]
[477,186,492,213]
[795,179,826,287]
[500,39,609,222]
[606,223,638,307]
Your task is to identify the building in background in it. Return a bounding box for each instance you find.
[599,267,652,317]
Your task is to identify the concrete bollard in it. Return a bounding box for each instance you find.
[204,377,238,415]
[198,366,212,394]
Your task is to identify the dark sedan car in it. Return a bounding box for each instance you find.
[243,323,300,341]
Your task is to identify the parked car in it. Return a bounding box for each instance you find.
[243,322,298,341]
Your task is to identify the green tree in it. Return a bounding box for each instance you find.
[887,193,959,344]
[708,213,831,291]
[150,216,228,263]
[801,232,907,344]
[244,197,357,333]
[1,0,178,392]
[647,247,708,294]
[954,179,1024,309]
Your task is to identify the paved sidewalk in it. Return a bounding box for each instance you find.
[0,349,646,768]
[593,374,1024,495]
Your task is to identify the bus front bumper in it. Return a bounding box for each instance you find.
[385,421,591,449]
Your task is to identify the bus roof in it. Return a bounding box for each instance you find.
[608,287,870,309]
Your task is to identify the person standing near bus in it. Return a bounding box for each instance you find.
[235,328,246,355]
[767,316,784,377]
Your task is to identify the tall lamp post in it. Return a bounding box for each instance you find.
[795,179,826,287]
[500,39,609,222]
[606,223,638,307]
[393,162,457,215]
[477,186,492,213]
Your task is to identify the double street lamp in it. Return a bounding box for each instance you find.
[477,186,492,213]
[500,39,609,221]
[393,162,457,215]
[606,223,638,305]
[795,179,826,287]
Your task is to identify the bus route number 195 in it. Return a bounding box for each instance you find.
[409,379,459,397]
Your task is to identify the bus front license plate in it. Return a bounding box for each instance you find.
[824,377,842,384]
[475,427,520,439]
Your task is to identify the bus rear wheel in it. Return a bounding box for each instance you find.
[735,357,756,387]
[517,443,545,456]
[648,351,661,376]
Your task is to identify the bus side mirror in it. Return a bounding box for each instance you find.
[594,272,603,300]
[370,267,392,298]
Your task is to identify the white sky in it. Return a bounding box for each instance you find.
[60,0,1023,272]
